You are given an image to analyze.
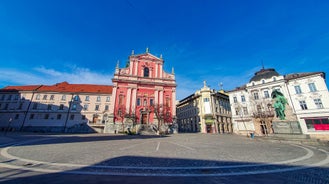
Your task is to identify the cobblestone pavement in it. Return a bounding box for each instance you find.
[0,133,329,184]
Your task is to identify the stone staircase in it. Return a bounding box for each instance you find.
[138,124,158,135]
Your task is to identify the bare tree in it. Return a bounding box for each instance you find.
[150,103,172,134]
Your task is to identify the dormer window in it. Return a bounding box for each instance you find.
[144,67,149,77]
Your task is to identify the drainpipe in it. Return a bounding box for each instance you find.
[63,94,74,132]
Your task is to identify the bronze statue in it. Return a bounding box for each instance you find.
[271,90,287,120]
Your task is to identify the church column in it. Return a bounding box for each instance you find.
[134,61,138,76]
[159,90,164,105]
[126,88,132,114]
[155,64,158,78]
[172,89,176,116]
[159,64,163,78]
[129,60,133,75]
[131,88,137,112]
[154,90,159,104]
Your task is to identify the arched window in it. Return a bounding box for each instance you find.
[144,67,149,77]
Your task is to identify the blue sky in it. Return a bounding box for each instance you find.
[1,0,329,100]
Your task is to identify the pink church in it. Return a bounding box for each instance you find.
[110,50,176,127]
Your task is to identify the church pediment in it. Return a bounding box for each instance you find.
[133,53,163,62]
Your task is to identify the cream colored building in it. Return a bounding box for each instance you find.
[0,82,112,133]
[228,68,329,138]
[176,81,232,133]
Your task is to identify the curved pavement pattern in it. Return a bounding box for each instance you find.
[1,134,329,178]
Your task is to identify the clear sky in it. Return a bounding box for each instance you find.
[1,0,329,100]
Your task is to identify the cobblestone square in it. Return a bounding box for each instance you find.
[1,133,329,184]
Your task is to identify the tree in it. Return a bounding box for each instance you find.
[150,103,173,134]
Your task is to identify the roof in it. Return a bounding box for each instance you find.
[38,82,113,94]
[1,85,42,92]
[1,82,113,94]
[249,68,280,82]
[284,72,325,81]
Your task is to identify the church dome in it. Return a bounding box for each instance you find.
[249,68,280,82]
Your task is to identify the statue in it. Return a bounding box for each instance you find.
[271,90,287,120]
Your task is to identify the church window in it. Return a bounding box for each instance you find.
[144,67,149,77]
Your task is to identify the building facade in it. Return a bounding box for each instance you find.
[0,82,112,133]
[109,50,176,132]
[176,81,232,134]
[0,50,176,134]
[228,68,329,138]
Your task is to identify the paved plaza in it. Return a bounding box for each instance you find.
[0,133,329,184]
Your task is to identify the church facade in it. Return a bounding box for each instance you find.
[109,50,176,131]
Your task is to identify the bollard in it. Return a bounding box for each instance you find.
[250,132,254,139]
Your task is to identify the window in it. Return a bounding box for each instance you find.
[299,100,308,110]
[305,118,329,130]
[233,97,237,103]
[74,95,79,101]
[83,104,89,110]
[150,99,154,106]
[43,95,47,100]
[59,104,64,110]
[257,105,262,112]
[18,102,23,109]
[1,95,5,100]
[44,114,49,119]
[85,96,90,101]
[143,99,147,106]
[82,115,86,120]
[314,99,323,109]
[204,98,209,102]
[243,107,248,115]
[262,80,265,84]
[15,114,19,119]
[241,95,245,102]
[70,115,74,120]
[144,67,149,77]
[14,95,19,100]
[105,105,109,111]
[235,108,239,115]
[166,97,170,107]
[72,104,77,111]
[7,95,12,100]
[294,85,302,94]
[137,98,141,106]
[106,96,110,102]
[32,103,38,109]
[29,114,35,119]
[50,95,54,100]
[308,83,317,92]
[273,77,276,81]
[95,105,100,111]
[264,91,270,98]
[253,92,259,100]
[57,114,62,120]
[61,95,66,101]
[36,94,40,100]
[47,104,52,110]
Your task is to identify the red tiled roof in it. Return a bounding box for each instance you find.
[37,82,113,94]
[1,85,42,92]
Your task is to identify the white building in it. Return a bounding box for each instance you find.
[228,68,329,139]
[176,81,232,134]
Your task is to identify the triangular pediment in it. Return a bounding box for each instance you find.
[133,52,163,62]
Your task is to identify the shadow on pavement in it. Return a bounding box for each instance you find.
[1,155,329,184]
